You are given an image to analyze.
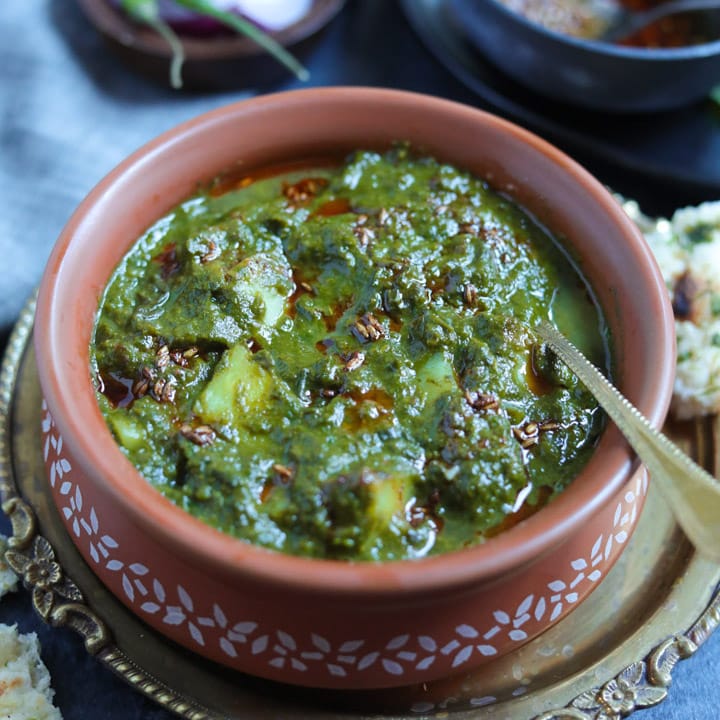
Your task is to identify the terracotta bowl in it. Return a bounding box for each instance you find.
[34,87,675,690]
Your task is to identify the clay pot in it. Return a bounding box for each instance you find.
[34,87,674,689]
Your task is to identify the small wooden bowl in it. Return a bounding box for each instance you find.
[34,88,675,689]
[75,0,345,90]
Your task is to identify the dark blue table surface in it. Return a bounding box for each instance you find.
[1,1,719,718]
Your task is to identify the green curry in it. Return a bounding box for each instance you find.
[91,146,607,561]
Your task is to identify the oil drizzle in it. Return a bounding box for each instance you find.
[97,370,135,409]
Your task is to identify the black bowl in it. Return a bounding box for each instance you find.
[449,0,720,112]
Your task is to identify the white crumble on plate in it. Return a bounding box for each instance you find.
[639,200,720,419]
[0,623,63,720]
[0,535,63,719]
[0,535,18,599]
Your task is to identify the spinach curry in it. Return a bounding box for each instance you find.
[91,146,607,562]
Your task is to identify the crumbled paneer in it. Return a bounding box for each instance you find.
[0,624,62,720]
[640,200,720,418]
[0,536,18,599]
[0,536,61,719]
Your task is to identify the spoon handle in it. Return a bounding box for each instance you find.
[536,321,720,561]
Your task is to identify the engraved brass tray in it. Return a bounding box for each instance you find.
[1,295,719,720]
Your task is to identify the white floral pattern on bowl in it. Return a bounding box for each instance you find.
[42,400,646,685]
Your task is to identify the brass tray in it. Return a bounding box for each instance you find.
[1,295,719,720]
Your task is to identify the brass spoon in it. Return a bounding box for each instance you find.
[536,321,720,561]
[599,0,720,43]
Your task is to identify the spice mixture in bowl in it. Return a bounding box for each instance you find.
[34,87,674,688]
[90,144,607,562]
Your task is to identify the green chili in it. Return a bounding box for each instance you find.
[120,0,184,89]
[119,0,309,87]
[173,0,309,81]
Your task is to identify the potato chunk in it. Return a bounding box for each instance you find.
[194,342,273,428]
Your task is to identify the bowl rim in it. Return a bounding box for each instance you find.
[472,0,720,59]
[34,86,675,597]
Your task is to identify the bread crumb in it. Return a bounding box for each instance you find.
[0,536,61,718]
[0,624,62,719]
[642,201,720,418]
[0,536,18,599]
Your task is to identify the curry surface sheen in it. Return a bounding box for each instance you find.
[91,147,606,561]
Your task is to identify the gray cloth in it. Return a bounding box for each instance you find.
[1,1,718,718]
